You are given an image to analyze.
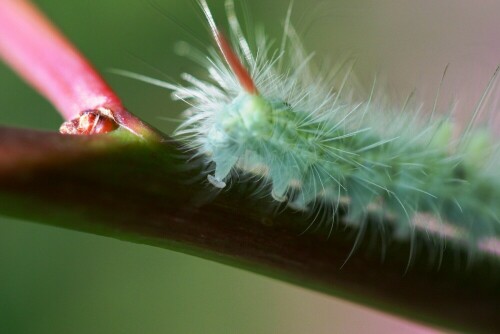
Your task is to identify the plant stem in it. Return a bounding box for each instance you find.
[0,1,498,332]
[0,0,121,120]
[0,126,498,334]
[0,0,160,140]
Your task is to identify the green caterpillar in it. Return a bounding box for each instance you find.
[122,0,500,258]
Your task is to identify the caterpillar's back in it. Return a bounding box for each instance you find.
[161,0,500,257]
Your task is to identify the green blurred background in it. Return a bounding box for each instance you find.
[1,0,498,333]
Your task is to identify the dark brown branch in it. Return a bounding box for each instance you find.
[0,126,498,333]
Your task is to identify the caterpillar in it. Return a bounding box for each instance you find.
[121,0,500,258]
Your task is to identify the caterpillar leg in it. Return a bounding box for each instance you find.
[270,174,289,202]
[207,175,226,188]
[208,154,239,188]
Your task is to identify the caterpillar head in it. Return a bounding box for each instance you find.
[199,0,277,188]
[206,94,275,188]
[217,94,273,139]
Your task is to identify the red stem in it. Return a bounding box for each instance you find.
[0,0,161,139]
[0,0,122,121]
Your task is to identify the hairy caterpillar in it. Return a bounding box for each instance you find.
[122,0,500,258]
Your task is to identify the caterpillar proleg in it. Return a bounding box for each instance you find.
[122,0,500,258]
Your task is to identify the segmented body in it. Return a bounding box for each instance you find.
[170,1,500,252]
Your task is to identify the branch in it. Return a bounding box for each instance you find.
[0,1,498,332]
[0,0,160,139]
[0,126,498,333]
[0,0,121,120]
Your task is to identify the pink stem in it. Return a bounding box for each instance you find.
[0,0,123,122]
[0,0,161,139]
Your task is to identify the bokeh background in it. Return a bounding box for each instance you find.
[1,0,498,333]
